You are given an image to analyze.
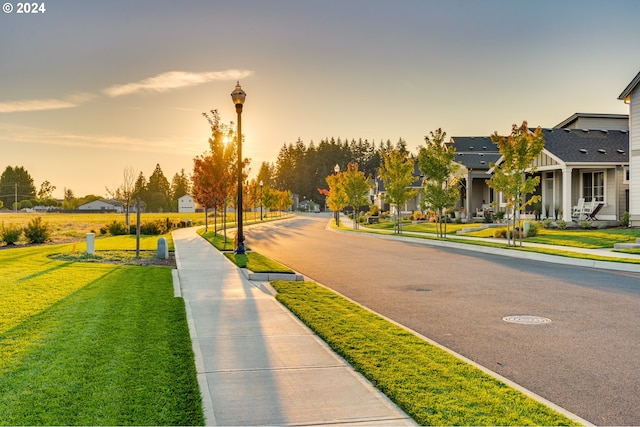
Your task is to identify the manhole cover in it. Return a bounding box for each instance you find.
[503,315,551,325]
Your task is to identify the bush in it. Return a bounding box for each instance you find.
[23,217,51,244]
[106,220,129,236]
[622,211,630,227]
[493,211,505,222]
[367,205,379,216]
[1,223,22,245]
[579,220,592,229]
[139,220,168,235]
[542,218,553,229]
[526,221,539,237]
[493,228,507,239]
[556,220,567,230]
[412,211,426,221]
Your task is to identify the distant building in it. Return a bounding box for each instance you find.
[78,199,124,213]
[178,194,196,213]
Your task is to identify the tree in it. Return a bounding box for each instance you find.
[325,173,347,226]
[0,166,36,208]
[379,149,418,234]
[418,128,460,238]
[107,166,137,227]
[340,163,371,229]
[488,121,545,246]
[147,164,171,212]
[37,180,56,200]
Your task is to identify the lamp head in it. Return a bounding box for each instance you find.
[231,81,246,106]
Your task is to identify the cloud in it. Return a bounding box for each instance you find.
[0,93,97,113]
[0,98,77,113]
[103,69,254,97]
[0,123,203,155]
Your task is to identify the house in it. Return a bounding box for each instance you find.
[78,199,124,213]
[371,160,423,214]
[452,114,629,223]
[450,136,501,218]
[531,126,629,222]
[618,70,640,227]
[178,194,196,213]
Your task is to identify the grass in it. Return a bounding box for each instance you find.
[0,239,203,425]
[272,280,579,426]
[0,212,205,245]
[197,227,236,251]
[224,251,294,273]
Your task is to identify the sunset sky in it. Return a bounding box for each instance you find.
[1,0,640,199]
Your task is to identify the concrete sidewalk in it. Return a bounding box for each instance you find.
[172,226,415,426]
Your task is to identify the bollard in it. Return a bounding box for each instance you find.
[157,237,168,259]
[86,233,95,255]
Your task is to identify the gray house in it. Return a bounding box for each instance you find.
[450,136,500,218]
[618,70,640,227]
[531,127,629,222]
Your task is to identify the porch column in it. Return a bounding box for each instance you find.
[562,167,572,221]
[466,172,473,218]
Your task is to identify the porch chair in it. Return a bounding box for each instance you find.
[585,203,604,221]
[571,198,585,220]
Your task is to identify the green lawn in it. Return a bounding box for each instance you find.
[272,280,579,426]
[463,225,640,248]
[0,239,203,426]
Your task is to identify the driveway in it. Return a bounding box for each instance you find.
[245,214,640,426]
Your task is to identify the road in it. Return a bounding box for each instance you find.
[244,213,640,426]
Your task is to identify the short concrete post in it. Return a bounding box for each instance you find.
[157,237,168,259]
[86,233,95,255]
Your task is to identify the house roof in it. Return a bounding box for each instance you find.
[618,70,640,101]
[450,136,499,170]
[554,113,629,129]
[540,128,628,164]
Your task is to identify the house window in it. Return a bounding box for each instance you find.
[623,166,630,184]
[582,171,605,203]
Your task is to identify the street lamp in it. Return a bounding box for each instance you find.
[231,81,246,255]
[259,180,263,221]
[334,163,340,226]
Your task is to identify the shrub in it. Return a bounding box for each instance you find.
[622,211,630,227]
[493,211,505,222]
[368,205,379,216]
[542,218,553,229]
[412,211,426,221]
[140,220,167,235]
[1,223,22,245]
[526,221,539,237]
[493,228,507,239]
[106,220,129,236]
[556,220,567,230]
[579,220,592,229]
[23,217,51,244]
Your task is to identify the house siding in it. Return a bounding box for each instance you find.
[564,117,629,131]
[631,88,640,225]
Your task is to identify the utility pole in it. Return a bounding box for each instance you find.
[14,183,17,212]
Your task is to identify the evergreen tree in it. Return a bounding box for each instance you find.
[0,166,36,208]
[147,164,171,212]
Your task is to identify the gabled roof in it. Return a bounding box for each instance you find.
[618,70,640,101]
[541,128,628,164]
[554,113,629,129]
[450,136,499,170]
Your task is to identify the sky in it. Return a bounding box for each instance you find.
[1,0,640,199]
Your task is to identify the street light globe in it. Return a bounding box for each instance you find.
[334,164,340,174]
[231,81,246,106]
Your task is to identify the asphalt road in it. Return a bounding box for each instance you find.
[245,213,640,426]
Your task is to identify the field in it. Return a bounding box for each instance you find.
[0,211,208,244]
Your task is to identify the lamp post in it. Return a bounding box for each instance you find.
[334,163,340,226]
[231,82,246,254]
[259,180,264,221]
